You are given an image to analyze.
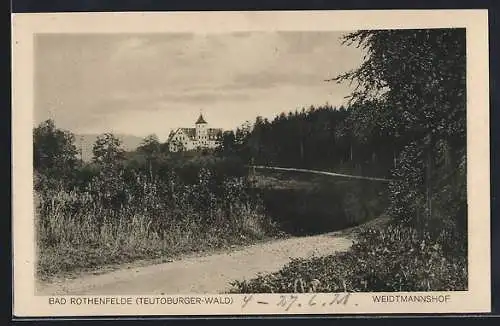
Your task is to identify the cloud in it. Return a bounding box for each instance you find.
[110,89,251,106]
[278,31,344,55]
[35,31,363,138]
[161,92,250,104]
[227,71,327,90]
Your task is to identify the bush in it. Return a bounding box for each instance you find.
[35,161,279,279]
[228,222,467,293]
[388,141,467,248]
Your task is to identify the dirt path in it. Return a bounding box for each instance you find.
[250,165,395,182]
[36,233,354,295]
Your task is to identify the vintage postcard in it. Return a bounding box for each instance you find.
[12,10,490,317]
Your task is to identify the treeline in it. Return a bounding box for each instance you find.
[219,103,402,178]
[34,122,247,193]
[221,106,349,169]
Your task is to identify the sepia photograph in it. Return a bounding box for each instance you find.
[12,10,490,316]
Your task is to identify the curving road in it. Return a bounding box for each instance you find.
[36,233,354,295]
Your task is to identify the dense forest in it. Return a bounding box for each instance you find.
[218,102,399,178]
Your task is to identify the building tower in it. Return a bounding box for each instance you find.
[195,113,208,147]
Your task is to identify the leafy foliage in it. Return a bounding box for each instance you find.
[333,29,467,240]
[229,223,467,293]
[33,119,79,188]
[92,133,125,167]
[137,134,161,158]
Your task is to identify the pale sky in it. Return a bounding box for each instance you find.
[35,32,364,141]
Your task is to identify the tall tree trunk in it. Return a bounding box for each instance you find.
[300,139,304,165]
[425,134,434,223]
[148,159,153,180]
[444,138,451,168]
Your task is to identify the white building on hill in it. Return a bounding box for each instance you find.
[167,114,223,152]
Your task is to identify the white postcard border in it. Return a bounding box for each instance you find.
[11,10,490,316]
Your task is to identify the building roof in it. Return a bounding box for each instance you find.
[166,128,196,142]
[195,114,207,124]
[207,128,223,140]
[167,127,223,143]
[181,128,196,139]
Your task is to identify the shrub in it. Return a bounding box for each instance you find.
[35,162,278,278]
[229,222,467,293]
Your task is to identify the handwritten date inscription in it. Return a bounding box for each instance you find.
[242,293,351,311]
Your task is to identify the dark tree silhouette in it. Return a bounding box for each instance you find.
[33,119,78,182]
[92,133,125,167]
[332,29,466,238]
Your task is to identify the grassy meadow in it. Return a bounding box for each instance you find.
[35,158,282,280]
